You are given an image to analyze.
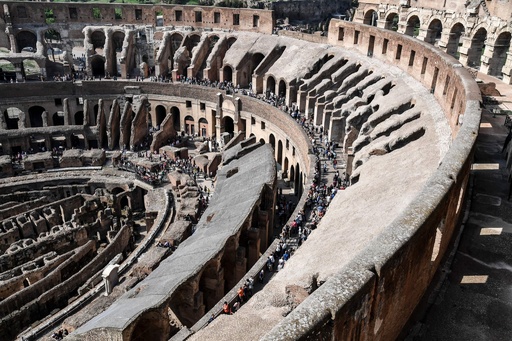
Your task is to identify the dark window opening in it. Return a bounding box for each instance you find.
[421,57,428,75]
[396,44,402,60]
[409,50,416,66]
[54,98,62,106]
[214,12,220,23]
[354,30,360,44]
[115,8,122,20]
[200,102,206,111]
[338,28,344,41]
[186,100,192,108]
[69,7,78,19]
[92,7,101,20]
[195,11,202,23]
[135,9,142,21]
[253,15,259,27]
[233,14,240,26]
[382,38,389,54]
[175,10,183,22]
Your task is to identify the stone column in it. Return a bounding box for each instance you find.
[13,62,25,82]
[329,116,345,147]
[480,41,495,75]
[63,98,71,126]
[104,28,113,77]
[458,36,473,67]
[501,52,512,85]
[41,111,48,127]
[215,93,223,144]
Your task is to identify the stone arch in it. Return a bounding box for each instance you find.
[278,79,287,97]
[44,28,61,44]
[53,112,65,126]
[269,133,276,151]
[277,140,283,166]
[283,156,289,178]
[91,30,106,51]
[446,22,465,59]
[155,105,166,128]
[91,55,105,77]
[170,106,180,132]
[4,107,22,129]
[16,30,37,52]
[363,9,378,27]
[111,187,124,196]
[384,12,399,31]
[184,115,195,135]
[250,52,265,76]
[223,116,234,135]
[426,19,443,45]
[75,111,84,125]
[467,27,487,68]
[266,75,276,94]
[28,106,45,128]
[199,117,208,137]
[290,164,295,182]
[223,65,233,83]
[259,138,265,144]
[129,310,173,341]
[488,31,511,76]
[405,15,420,37]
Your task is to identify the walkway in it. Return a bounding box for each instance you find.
[408,74,512,340]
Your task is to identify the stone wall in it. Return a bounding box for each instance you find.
[258,19,481,341]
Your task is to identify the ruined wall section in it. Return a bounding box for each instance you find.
[0,2,274,34]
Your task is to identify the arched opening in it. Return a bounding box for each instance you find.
[44,29,62,63]
[112,187,124,196]
[363,10,378,27]
[4,107,21,129]
[91,30,106,53]
[259,138,265,144]
[468,28,487,68]
[199,117,208,137]
[426,19,443,45]
[129,310,174,341]
[290,164,295,183]
[223,65,233,83]
[170,107,180,132]
[488,32,511,77]
[283,157,289,179]
[93,104,99,126]
[278,79,287,98]
[120,196,130,209]
[28,106,45,127]
[250,52,265,76]
[184,115,195,136]
[53,112,65,126]
[223,116,234,135]
[155,105,166,128]
[269,134,276,151]
[75,111,84,125]
[385,13,399,31]
[446,23,465,59]
[111,31,125,77]
[0,59,16,82]
[23,59,42,81]
[405,15,420,37]
[266,76,276,95]
[16,31,37,52]
[44,29,61,44]
[277,140,283,166]
[91,55,105,77]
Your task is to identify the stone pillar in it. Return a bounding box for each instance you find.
[13,62,25,82]
[480,41,495,75]
[104,29,113,77]
[83,99,90,126]
[215,93,223,144]
[102,264,119,296]
[63,98,71,126]
[501,52,512,85]
[329,116,345,147]
[0,108,6,130]
[314,97,325,128]
[234,97,240,126]
[458,36,473,67]
[41,111,48,127]
[247,228,260,268]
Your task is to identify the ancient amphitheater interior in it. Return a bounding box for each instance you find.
[1,0,499,340]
